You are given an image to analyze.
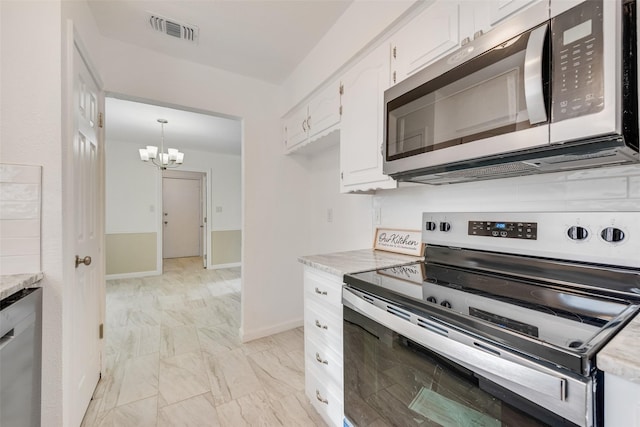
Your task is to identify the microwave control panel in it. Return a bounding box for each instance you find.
[468,221,538,240]
[551,0,604,122]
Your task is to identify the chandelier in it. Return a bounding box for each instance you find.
[139,118,184,169]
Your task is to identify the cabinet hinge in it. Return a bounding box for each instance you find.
[339,105,343,116]
[98,112,104,129]
[341,172,344,180]
[99,323,104,339]
[393,71,397,84]
[339,83,344,95]
[392,46,397,59]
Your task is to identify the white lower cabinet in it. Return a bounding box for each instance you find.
[303,266,344,426]
[605,373,640,427]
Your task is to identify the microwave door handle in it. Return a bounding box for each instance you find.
[524,24,548,125]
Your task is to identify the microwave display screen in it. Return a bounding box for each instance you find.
[563,19,593,45]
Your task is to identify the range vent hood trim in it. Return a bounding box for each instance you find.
[395,136,640,185]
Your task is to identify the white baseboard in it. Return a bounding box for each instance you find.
[209,262,241,270]
[240,317,304,343]
[106,270,160,280]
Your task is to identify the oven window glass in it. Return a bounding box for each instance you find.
[343,306,551,427]
[386,28,548,162]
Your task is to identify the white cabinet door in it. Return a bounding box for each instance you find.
[303,267,344,427]
[340,43,396,193]
[283,104,309,152]
[390,1,460,84]
[605,373,640,427]
[308,82,341,141]
[488,0,541,25]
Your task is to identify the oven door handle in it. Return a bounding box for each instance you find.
[343,288,567,402]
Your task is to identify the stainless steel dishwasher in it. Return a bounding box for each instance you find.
[0,287,42,427]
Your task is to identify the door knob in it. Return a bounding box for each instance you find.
[75,255,92,268]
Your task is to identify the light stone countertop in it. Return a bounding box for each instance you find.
[298,248,423,277]
[597,312,640,383]
[300,249,640,384]
[0,273,43,301]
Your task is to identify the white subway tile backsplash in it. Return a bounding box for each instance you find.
[0,183,40,201]
[0,238,40,256]
[0,220,40,238]
[375,167,640,230]
[0,255,40,275]
[0,201,40,220]
[0,164,41,274]
[0,164,41,183]
[629,176,640,199]
[564,177,628,200]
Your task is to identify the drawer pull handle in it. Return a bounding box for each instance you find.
[315,352,329,365]
[316,390,328,404]
[314,287,327,295]
[315,320,328,330]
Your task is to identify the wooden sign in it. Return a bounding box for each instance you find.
[374,228,424,256]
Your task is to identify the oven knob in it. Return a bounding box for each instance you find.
[427,296,437,304]
[425,221,437,231]
[601,227,625,243]
[440,300,452,309]
[439,222,451,232]
[567,226,588,240]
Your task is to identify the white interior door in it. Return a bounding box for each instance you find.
[71,44,102,426]
[163,177,202,259]
[201,174,208,268]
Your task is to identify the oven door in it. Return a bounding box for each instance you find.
[342,287,593,427]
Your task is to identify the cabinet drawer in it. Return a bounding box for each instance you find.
[304,299,343,352]
[304,268,344,309]
[305,334,343,388]
[306,364,344,427]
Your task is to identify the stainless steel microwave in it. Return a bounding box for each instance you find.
[383,0,639,184]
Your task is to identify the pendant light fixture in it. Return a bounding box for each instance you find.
[139,118,184,169]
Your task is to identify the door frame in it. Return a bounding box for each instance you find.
[157,168,212,270]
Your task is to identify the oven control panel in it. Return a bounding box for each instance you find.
[422,212,639,268]
[468,221,538,240]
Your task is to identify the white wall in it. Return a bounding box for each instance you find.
[305,141,375,255]
[1,1,64,425]
[280,0,417,113]
[105,138,241,234]
[105,139,158,233]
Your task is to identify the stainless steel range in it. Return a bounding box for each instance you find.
[342,212,640,427]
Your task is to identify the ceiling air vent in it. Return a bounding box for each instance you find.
[148,13,199,44]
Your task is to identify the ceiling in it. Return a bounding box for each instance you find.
[106,97,242,155]
[87,0,353,85]
[93,0,352,155]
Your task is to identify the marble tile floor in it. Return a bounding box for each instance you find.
[81,257,327,427]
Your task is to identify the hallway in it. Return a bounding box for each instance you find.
[81,257,325,426]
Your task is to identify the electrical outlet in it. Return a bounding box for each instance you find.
[373,208,381,225]
[327,208,333,223]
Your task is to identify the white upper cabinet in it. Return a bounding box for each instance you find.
[390,1,460,85]
[390,0,548,86]
[283,81,342,154]
[488,0,542,25]
[339,43,396,193]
